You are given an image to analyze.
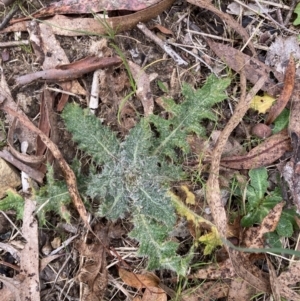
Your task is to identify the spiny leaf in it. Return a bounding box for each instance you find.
[34,166,72,225]
[150,75,230,160]
[62,103,119,165]
[129,214,191,275]
[0,189,24,220]
[62,106,185,274]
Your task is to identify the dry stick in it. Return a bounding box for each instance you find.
[0,40,29,47]
[0,4,19,30]
[206,73,267,240]
[137,22,188,66]
[283,0,297,26]
[0,102,90,227]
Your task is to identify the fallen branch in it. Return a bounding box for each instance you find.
[15,56,122,85]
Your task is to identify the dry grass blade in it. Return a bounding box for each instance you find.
[266,55,296,125]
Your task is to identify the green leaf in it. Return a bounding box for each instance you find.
[129,215,190,275]
[62,103,119,165]
[247,168,268,203]
[276,216,293,237]
[293,3,300,26]
[241,168,283,227]
[272,109,289,134]
[0,189,24,220]
[34,166,72,225]
[264,232,282,248]
[150,75,230,160]
[157,80,169,93]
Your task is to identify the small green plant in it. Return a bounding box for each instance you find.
[150,75,230,160]
[293,2,300,26]
[0,189,24,220]
[235,167,298,247]
[1,75,231,275]
[272,108,289,134]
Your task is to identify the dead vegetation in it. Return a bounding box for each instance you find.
[1,0,300,300]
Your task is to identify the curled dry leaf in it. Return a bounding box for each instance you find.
[1,0,175,36]
[220,131,291,170]
[119,268,160,289]
[10,0,172,21]
[266,55,296,125]
[228,249,271,293]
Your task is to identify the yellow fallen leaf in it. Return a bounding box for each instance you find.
[169,191,222,254]
[181,185,195,205]
[250,93,275,113]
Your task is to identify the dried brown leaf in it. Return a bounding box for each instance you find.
[0,150,44,183]
[151,24,174,35]
[266,55,295,124]
[227,277,257,301]
[1,0,175,36]
[119,268,160,289]
[243,202,285,248]
[11,0,168,21]
[142,287,167,301]
[277,262,300,300]
[206,39,283,96]
[40,254,62,272]
[220,131,291,169]
[190,258,236,280]
[228,250,271,293]
[76,224,109,301]
[181,281,230,301]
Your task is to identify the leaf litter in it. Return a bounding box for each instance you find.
[1,0,300,300]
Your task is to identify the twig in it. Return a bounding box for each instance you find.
[0,4,19,30]
[89,69,102,113]
[0,40,29,47]
[206,63,267,240]
[283,0,297,26]
[0,0,18,6]
[137,22,188,67]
